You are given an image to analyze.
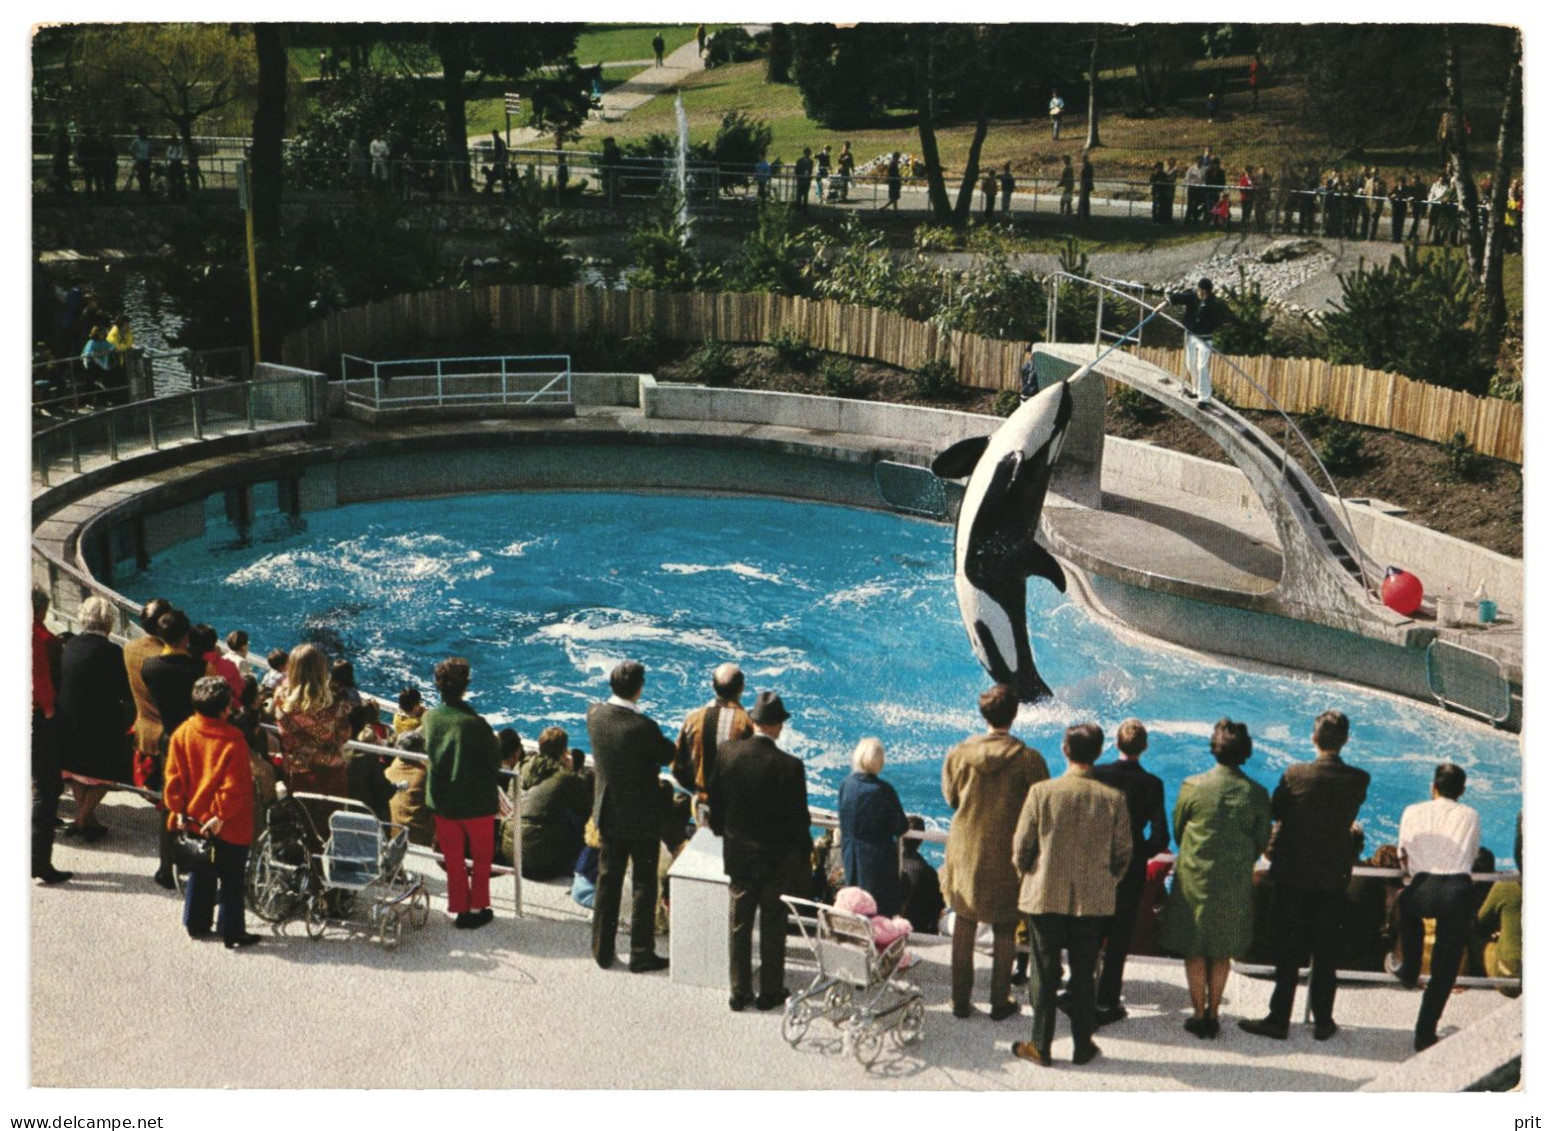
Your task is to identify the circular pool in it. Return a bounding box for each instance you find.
[128,490,1522,864]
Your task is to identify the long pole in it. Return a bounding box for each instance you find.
[240,160,262,363]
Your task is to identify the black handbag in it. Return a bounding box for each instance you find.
[172,827,217,871]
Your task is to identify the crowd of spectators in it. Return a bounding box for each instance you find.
[31,599,1520,1058]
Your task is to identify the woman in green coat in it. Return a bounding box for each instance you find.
[1160,718,1272,1038]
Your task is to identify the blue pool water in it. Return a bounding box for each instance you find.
[129,491,1522,866]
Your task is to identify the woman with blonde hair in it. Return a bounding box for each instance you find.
[273,643,353,808]
[838,736,909,916]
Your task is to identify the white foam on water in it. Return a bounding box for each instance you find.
[868,701,982,734]
[496,539,541,557]
[661,561,786,585]
[819,580,896,608]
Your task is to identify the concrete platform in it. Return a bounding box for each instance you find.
[30,792,1518,1093]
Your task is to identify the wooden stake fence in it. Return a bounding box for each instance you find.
[280,286,1521,464]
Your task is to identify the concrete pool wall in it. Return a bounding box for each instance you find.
[41,373,1521,719]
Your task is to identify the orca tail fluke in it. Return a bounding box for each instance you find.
[1018,666,1054,704]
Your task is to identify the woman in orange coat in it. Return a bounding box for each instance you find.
[163,677,260,949]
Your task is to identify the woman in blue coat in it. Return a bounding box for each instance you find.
[838,737,909,916]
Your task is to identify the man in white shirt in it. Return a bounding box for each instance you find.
[1395,762,1481,1051]
[1048,91,1064,140]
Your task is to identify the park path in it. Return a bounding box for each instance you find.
[484,26,769,148]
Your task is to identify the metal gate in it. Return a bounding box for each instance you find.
[1425,640,1513,725]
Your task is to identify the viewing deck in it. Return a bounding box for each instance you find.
[30,791,1521,1091]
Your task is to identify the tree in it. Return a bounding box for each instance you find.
[287,71,447,187]
[422,24,584,192]
[250,23,289,243]
[1442,26,1484,276]
[75,24,259,185]
[1478,31,1521,344]
[1084,28,1102,150]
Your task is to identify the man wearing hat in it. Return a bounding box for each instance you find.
[1167,277,1226,403]
[707,691,812,1012]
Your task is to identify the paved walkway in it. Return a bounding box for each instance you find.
[30,790,1518,1092]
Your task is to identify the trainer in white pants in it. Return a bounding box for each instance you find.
[1185,334,1214,403]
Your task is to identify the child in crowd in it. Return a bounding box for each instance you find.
[393,686,426,733]
[353,700,392,746]
[191,622,243,698]
[332,660,362,709]
[261,649,289,695]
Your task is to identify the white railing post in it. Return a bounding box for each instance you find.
[436,359,444,407]
[501,356,509,405]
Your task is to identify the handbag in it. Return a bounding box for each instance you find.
[172,826,217,871]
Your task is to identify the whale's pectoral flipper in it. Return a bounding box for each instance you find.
[931,436,991,480]
[1012,534,1068,593]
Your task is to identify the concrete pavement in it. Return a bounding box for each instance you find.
[31,789,1517,1091]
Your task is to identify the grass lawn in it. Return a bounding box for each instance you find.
[575,54,1511,189]
[574,24,722,65]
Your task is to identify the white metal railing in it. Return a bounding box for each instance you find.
[31,371,319,488]
[339,352,573,411]
[1044,271,1380,601]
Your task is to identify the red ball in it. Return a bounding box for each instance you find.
[1381,567,1424,615]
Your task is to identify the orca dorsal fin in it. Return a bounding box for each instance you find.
[1014,534,1068,593]
[931,435,991,480]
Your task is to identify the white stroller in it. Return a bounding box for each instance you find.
[779,895,925,1066]
[305,810,429,949]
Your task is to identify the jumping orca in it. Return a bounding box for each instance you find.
[931,378,1074,702]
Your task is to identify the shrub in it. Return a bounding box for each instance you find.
[724,201,813,294]
[935,253,1045,342]
[1440,431,1491,482]
[1300,405,1334,438]
[913,357,959,399]
[1323,246,1494,394]
[710,111,772,193]
[992,388,1021,417]
[1110,381,1163,422]
[768,325,817,370]
[819,355,861,396]
[688,339,738,386]
[1214,269,1274,356]
[627,189,701,292]
[1316,420,1367,475]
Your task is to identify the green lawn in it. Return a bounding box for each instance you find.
[574,54,1515,192]
[574,24,714,65]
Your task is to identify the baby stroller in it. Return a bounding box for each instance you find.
[779,895,925,1066]
[245,783,323,923]
[304,808,429,949]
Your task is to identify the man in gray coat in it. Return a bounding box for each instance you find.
[1011,723,1131,1067]
[586,660,675,973]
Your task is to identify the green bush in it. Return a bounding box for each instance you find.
[709,111,772,193]
[820,355,861,396]
[688,339,738,386]
[1440,430,1491,482]
[768,325,817,370]
[936,253,1045,342]
[1214,269,1274,356]
[1110,382,1163,422]
[1316,420,1367,474]
[724,201,813,295]
[1300,405,1334,438]
[1323,246,1494,394]
[913,357,959,399]
[992,388,1021,417]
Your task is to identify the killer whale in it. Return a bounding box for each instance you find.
[930,377,1075,702]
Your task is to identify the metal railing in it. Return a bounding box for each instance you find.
[339,353,573,411]
[32,370,319,488]
[34,347,253,424]
[32,142,1496,238]
[1044,272,1379,600]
